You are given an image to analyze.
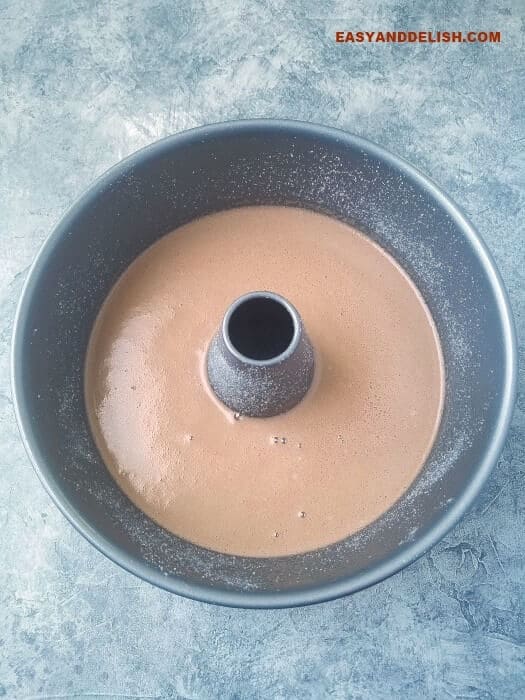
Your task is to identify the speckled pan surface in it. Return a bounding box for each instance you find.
[207,291,316,418]
[11,120,517,608]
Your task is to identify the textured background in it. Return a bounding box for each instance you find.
[1,1,524,698]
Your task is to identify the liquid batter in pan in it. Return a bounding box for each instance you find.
[85,206,444,557]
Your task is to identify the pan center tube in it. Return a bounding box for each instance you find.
[206,291,315,418]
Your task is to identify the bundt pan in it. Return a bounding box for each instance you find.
[11,120,517,608]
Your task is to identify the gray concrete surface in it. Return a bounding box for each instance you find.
[0,1,524,697]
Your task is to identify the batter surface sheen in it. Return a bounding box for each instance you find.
[85,206,444,557]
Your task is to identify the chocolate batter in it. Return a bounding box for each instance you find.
[85,206,444,557]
